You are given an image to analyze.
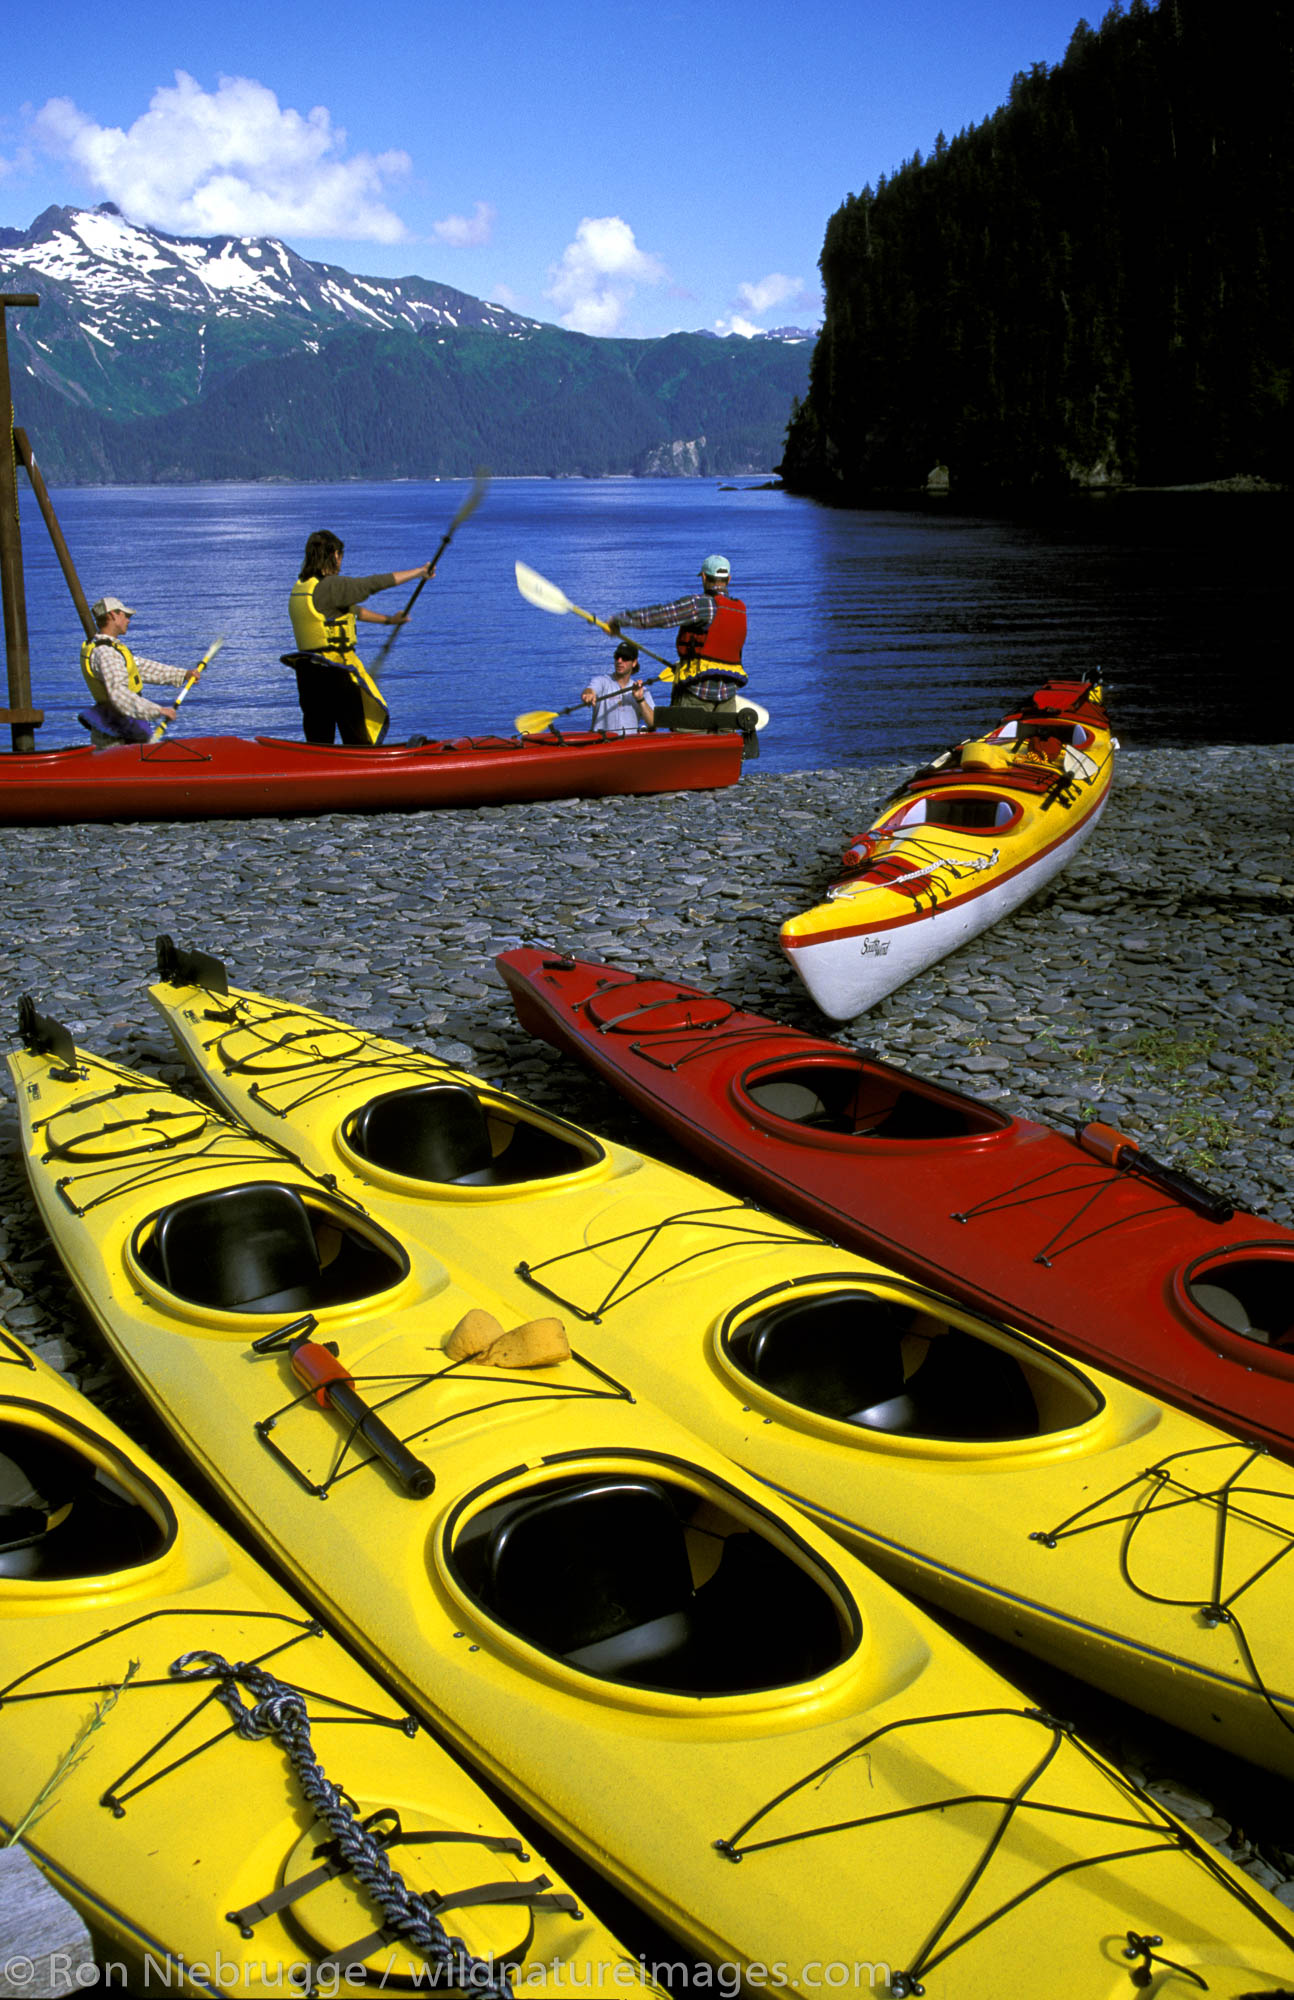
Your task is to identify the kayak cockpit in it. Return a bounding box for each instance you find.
[720,1289,1102,1445]
[131,1183,408,1317]
[0,1408,175,1580]
[340,1083,602,1190]
[738,1057,1011,1143]
[881,793,1022,833]
[1176,1247,1294,1368]
[448,1467,857,1695]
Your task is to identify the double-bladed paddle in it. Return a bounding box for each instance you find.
[371,467,490,674]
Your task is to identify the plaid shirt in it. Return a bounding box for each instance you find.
[88,640,187,720]
[614,593,715,637]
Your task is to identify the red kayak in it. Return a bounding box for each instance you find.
[0,727,741,825]
[497,948,1294,1461]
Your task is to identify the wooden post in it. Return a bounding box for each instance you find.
[14,430,94,639]
[0,294,41,753]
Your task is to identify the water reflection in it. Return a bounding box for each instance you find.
[10,478,1288,772]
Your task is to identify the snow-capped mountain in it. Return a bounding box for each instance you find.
[3,202,539,336]
[0,204,542,422]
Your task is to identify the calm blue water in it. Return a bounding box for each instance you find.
[10,478,1289,773]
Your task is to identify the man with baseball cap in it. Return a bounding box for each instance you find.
[78,597,192,746]
[580,639,655,734]
[606,555,748,729]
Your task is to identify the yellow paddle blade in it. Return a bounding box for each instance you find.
[514,709,559,733]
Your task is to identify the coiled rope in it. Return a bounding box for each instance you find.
[171,1649,514,1997]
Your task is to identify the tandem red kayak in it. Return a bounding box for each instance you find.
[497,947,1294,1463]
[0,726,742,824]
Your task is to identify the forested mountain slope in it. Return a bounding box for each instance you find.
[781,0,1292,498]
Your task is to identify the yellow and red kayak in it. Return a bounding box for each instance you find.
[780,679,1116,1017]
[0,1326,648,1998]
[11,997,1294,1994]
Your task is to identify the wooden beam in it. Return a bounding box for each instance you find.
[14,430,94,638]
[0,295,40,753]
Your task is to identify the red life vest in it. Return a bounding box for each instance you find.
[677,591,747,669]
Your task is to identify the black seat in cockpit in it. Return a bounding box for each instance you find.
[742,1292,1038,1440]
[347,1084,590,1186]
[150,1184,322,1313]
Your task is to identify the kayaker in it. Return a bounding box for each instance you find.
[77,597,192,746]
[581,641,655,734]
[607,554,747,728]
[287,531,435,746]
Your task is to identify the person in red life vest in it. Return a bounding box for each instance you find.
[77,597,192,745]
[607,554,747,729]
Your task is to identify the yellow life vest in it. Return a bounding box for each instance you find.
[80,636,141,707]
[288,575,390,746]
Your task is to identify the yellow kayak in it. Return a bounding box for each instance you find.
[780,679,1116,1018]
[0,1325,647,1998]
[10,1007,1294,1994]
[143,950,1294,1795]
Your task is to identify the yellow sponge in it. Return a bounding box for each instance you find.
[443,1308,504,1361]
[482,1318,571,1369]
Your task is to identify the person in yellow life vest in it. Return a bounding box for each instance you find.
[77,597,192,746]
[607,554,747,730]
[287,531,435,746]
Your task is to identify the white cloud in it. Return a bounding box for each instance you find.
[31,72,410,241]
[736,272,802,316]
[713,315,762,339]
[433,201,495,248]
[545,216,666,335]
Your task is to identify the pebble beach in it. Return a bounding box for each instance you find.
[2,742,1293,1921]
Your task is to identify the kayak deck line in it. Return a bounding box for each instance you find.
[708,1704,1267,1999]
[2,1603,386,1817]
[252,1342,636,1501]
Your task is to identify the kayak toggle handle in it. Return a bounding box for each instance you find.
[1075,1121,1235,1224]
[252,1315,435,1498]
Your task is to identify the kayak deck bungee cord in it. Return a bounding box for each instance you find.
[0,1326,646,1999]
[779,678,1116,1018]
[139,947,1294,1795]
[11,1006,1294,1993]
[493,949,1294,1463]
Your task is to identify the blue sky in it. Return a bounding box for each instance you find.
[4,0,1095,339]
